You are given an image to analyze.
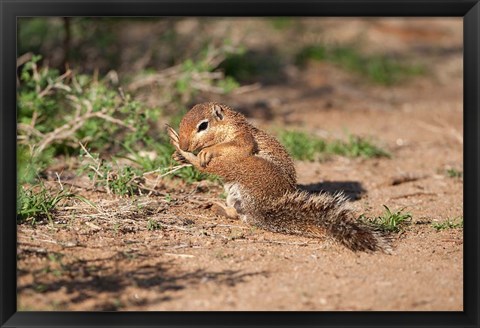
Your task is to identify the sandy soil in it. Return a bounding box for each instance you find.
[17,18,463,311]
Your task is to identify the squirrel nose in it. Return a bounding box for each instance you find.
[179,138,190,151]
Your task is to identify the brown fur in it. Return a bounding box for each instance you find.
[168,102,391,253]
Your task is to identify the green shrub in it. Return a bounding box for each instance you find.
[278,130,326,161]
[360,205,412,232]
[278,130,389,161]
[17,184,91,224]
[296,45,425,85]
[432,217,463,231]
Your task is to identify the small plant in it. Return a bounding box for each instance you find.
[296,44,425,85]
[78,144,145,196]
[147,219,164,231]
[326,135,391,158]
[432,217,463,231]
[278,130,389,161]
[278,130,326,161]
[17,184,86,224]
[446,168,463,179]
[360,205,412,232]
[270,17,295,30]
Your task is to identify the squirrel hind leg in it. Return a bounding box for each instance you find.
[211,202,239,220]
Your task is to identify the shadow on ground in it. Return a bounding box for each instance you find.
[17,249,269,310]
[298,181,366,201]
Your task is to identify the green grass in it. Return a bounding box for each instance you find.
[270,17,295,30]
[17,185,79,225]
[78,147,145,196]
[360,205,412,232]
[432,217,463,231]
[278,130,390,161]
[296,44,425,85]
[278,130,326,161]
[147,219,164,231]
[446,168,463,179]
[326,135,391,158]
[17,185,93,224]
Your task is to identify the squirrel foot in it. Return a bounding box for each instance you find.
[211,201,239,220]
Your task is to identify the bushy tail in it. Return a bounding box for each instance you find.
[252,190,392,253]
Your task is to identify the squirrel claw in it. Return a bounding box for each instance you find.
[172,151,189,164]
[198,149,213,168]
[165,124,180,148]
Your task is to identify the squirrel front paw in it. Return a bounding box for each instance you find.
[172,151,189,164]
[165,124,202,168]
[166,124,180,148]
[198,148,215,168]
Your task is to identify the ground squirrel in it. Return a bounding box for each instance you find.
[167,102,391,252]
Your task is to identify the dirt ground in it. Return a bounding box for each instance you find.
[17,18,463,311]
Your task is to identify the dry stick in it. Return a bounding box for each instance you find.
[127,66,181,91]
[16,52,33,68]
[232,83,262,95]
[138,184,167,197]
[55,172,64,191]
[30,110,39,129]
[94,112,136,131]
[58,180,98,192]
[38,69,73,99]
[35,106,94,154]
[35,93,135,154]
[17,123,45,139]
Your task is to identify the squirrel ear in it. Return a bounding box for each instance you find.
[212,104,224,121]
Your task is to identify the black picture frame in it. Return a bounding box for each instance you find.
[1,1,479,327]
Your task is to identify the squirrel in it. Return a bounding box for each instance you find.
[166,102,391,253]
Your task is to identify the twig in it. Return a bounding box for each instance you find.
[94,112,136,131]
[16,52,33,68]
[17,123,44,139]
[35,106,95,154]
[55,172,64,191]
[38,69,72,99]
[232,83,262,95]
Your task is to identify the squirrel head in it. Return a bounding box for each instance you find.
[178,102,232,152]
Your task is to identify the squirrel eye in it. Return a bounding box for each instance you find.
[197,121,208,132]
